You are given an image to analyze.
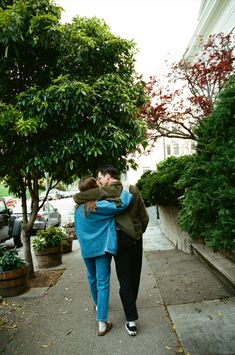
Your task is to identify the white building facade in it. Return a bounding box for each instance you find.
[184,0,235,60]
[124,137,196,185]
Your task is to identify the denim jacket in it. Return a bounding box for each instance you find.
[74,190,133,259]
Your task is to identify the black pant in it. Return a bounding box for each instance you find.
[114,230,143,322]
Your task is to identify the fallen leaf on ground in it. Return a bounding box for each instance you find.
[0,318,6,327]
[165,345,172,350]
[217,312,224,318]
[175,346,184,353]
[41,342,52,348]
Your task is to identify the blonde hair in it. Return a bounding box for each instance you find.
[78,176,98,215]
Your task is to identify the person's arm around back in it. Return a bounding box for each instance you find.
[73,183,123,205]
[95,190,133,216]
[130,185,149,233]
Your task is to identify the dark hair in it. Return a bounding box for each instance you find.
[97,164,119,179]
[79,176,98,192]
[78,176,98,215]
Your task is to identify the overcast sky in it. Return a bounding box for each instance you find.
[55,0,201,79]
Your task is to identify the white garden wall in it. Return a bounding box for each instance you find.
[158,205,192,254]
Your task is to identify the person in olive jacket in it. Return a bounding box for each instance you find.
[75,176,133,336]
[73,164,149,336]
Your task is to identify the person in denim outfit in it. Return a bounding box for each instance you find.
[74,165,149,336]
[74,176,133,336]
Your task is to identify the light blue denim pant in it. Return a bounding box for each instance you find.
[83,253,112,322]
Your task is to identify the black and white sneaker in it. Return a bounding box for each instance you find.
[125,322,137,336]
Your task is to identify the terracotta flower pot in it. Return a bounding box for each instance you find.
[66,227,76,240]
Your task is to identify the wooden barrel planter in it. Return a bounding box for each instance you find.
[0,263,28,297]
[34,246,62,268]
[62,238,73,254]
[66,228,76,240]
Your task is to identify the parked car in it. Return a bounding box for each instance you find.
[0,197,62,247]
[59,190,69,198]
[59,190,77,198]
[12,202,61,232]
[39,188,62,201]
[3,196,18,208]
[64,190,78,198]
[0,198,22,247]
[39,203,61,227]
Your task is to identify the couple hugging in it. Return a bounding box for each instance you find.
[74,164,149,336]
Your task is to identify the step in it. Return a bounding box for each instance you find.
[191,242,235,294]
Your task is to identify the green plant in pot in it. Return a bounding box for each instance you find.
[0,246,28,297]
[33,226,66,250]
[0,247,25,272]
[32,226,66,268]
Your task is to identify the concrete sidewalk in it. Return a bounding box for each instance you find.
[1,207,235,354]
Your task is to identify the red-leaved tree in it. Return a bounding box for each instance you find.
[142,29,235,141]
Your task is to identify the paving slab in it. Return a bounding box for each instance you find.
[146,249,234,305]
[144,207,175,251]
[143,226,175,251]
[168,297,235,355]
[92,307,180,355]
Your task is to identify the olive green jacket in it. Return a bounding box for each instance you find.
[73,181,149,240]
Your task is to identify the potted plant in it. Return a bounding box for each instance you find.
[32,226,66,268]
[0,246,28,297]
[61,222,75,253]
[62,221,76,240]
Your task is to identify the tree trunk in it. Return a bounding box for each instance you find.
[22,229,35,279]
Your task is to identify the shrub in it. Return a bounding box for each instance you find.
[135,170,154,207]
[136,155,195,207]
[178,75,235,252]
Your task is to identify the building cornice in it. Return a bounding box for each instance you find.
[184,0,234,60]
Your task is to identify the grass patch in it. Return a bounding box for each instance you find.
[0,184,45,199]
[0,184,11,198]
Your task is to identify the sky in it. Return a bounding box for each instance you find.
[55,0,202,79]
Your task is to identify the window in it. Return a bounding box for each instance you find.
[173,143,179,155]
[166,145,171,156]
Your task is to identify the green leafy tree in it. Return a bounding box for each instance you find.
[178,75,235,252]
[0,0,148,277]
